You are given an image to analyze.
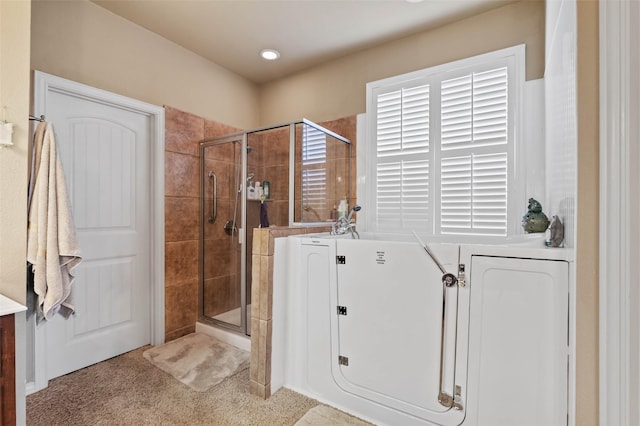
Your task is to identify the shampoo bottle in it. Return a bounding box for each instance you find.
[330,205,338,220]
[247,182,256,200]
[337,199,347,218]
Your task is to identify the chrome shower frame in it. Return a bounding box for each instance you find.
[199,132,248,335]
[199,118,351,336]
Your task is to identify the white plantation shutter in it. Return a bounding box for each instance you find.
[440,67,509,235]
[441,68,508,151]
[440,153,507,234]
[376,160,430,229]
[374,84,430,230]
[367,46,521,237]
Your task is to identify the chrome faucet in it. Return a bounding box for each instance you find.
[331,205,361,239]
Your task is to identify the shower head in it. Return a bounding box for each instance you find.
[346,205,361,222]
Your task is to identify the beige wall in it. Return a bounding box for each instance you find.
[31,0,260,130]
[22,0,600,421]
[0,0,31,305]
[576,0,599,424]
[258,0,545,125]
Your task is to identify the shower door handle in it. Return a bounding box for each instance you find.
[208,171,217,223]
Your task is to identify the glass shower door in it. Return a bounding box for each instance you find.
[199,119,351,337]
[200,137,246,332]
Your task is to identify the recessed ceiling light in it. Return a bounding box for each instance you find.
[260,49,280,61]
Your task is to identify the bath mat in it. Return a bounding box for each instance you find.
[142,333,250,392]
[294,405,373,426]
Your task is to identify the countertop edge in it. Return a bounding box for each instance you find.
[0,294,27,316]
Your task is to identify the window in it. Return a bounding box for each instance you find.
[301,125,327,220]
[375,85,431,230]
[366,46,524,237]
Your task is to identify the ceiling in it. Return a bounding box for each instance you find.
[91,0,519,84]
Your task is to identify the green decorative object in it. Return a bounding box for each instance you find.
[522,198,550,233]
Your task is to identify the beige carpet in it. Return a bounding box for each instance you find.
[27,335,375,425]
[27,345,319,425]
[294,405,373,425]
[143,333,249,392]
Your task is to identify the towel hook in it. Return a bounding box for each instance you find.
[29,115,46,122]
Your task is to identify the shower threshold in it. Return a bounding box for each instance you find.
[195,319,251,352]
[211,304,251,326]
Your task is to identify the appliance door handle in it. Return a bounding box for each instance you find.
[208,171,217,224]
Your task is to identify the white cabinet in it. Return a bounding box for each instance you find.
[466,256,569,426]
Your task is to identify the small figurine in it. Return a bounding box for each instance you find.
[548,215,564,247]
[522,198,550,233]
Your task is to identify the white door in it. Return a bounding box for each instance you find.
[39,79,154,380]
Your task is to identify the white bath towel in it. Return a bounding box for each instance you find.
[27,123,82,320]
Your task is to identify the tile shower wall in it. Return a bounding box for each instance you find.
[293,116,358,223]
[247,128,290,227]
[202,140,242,320]
[164,111,357,342]
[321,116,358,214]
[245,117,355,310]
[244,128,289,308]
[164,106,240,341]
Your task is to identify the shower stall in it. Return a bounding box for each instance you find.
[199,119,351,335]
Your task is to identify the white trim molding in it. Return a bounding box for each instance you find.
[599,1,640,425]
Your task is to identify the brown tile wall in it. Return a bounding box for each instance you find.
[321,116,358,214]
[294,116,358,223]
[245,127,291,305]
[164,105,241,342]
[164,110,357,349]
[202,141,240,319]
[247,127,290,227]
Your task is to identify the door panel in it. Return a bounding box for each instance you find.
[332,239,465,425]
[201,141,243,330]
[467,256,569,426]
[43,89,151,380]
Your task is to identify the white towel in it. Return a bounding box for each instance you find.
[27,123,82,320]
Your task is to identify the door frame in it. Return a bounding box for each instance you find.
[30,71,165,392]
[599,1,640,425]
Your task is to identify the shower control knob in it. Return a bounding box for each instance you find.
[442,273,458,287]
